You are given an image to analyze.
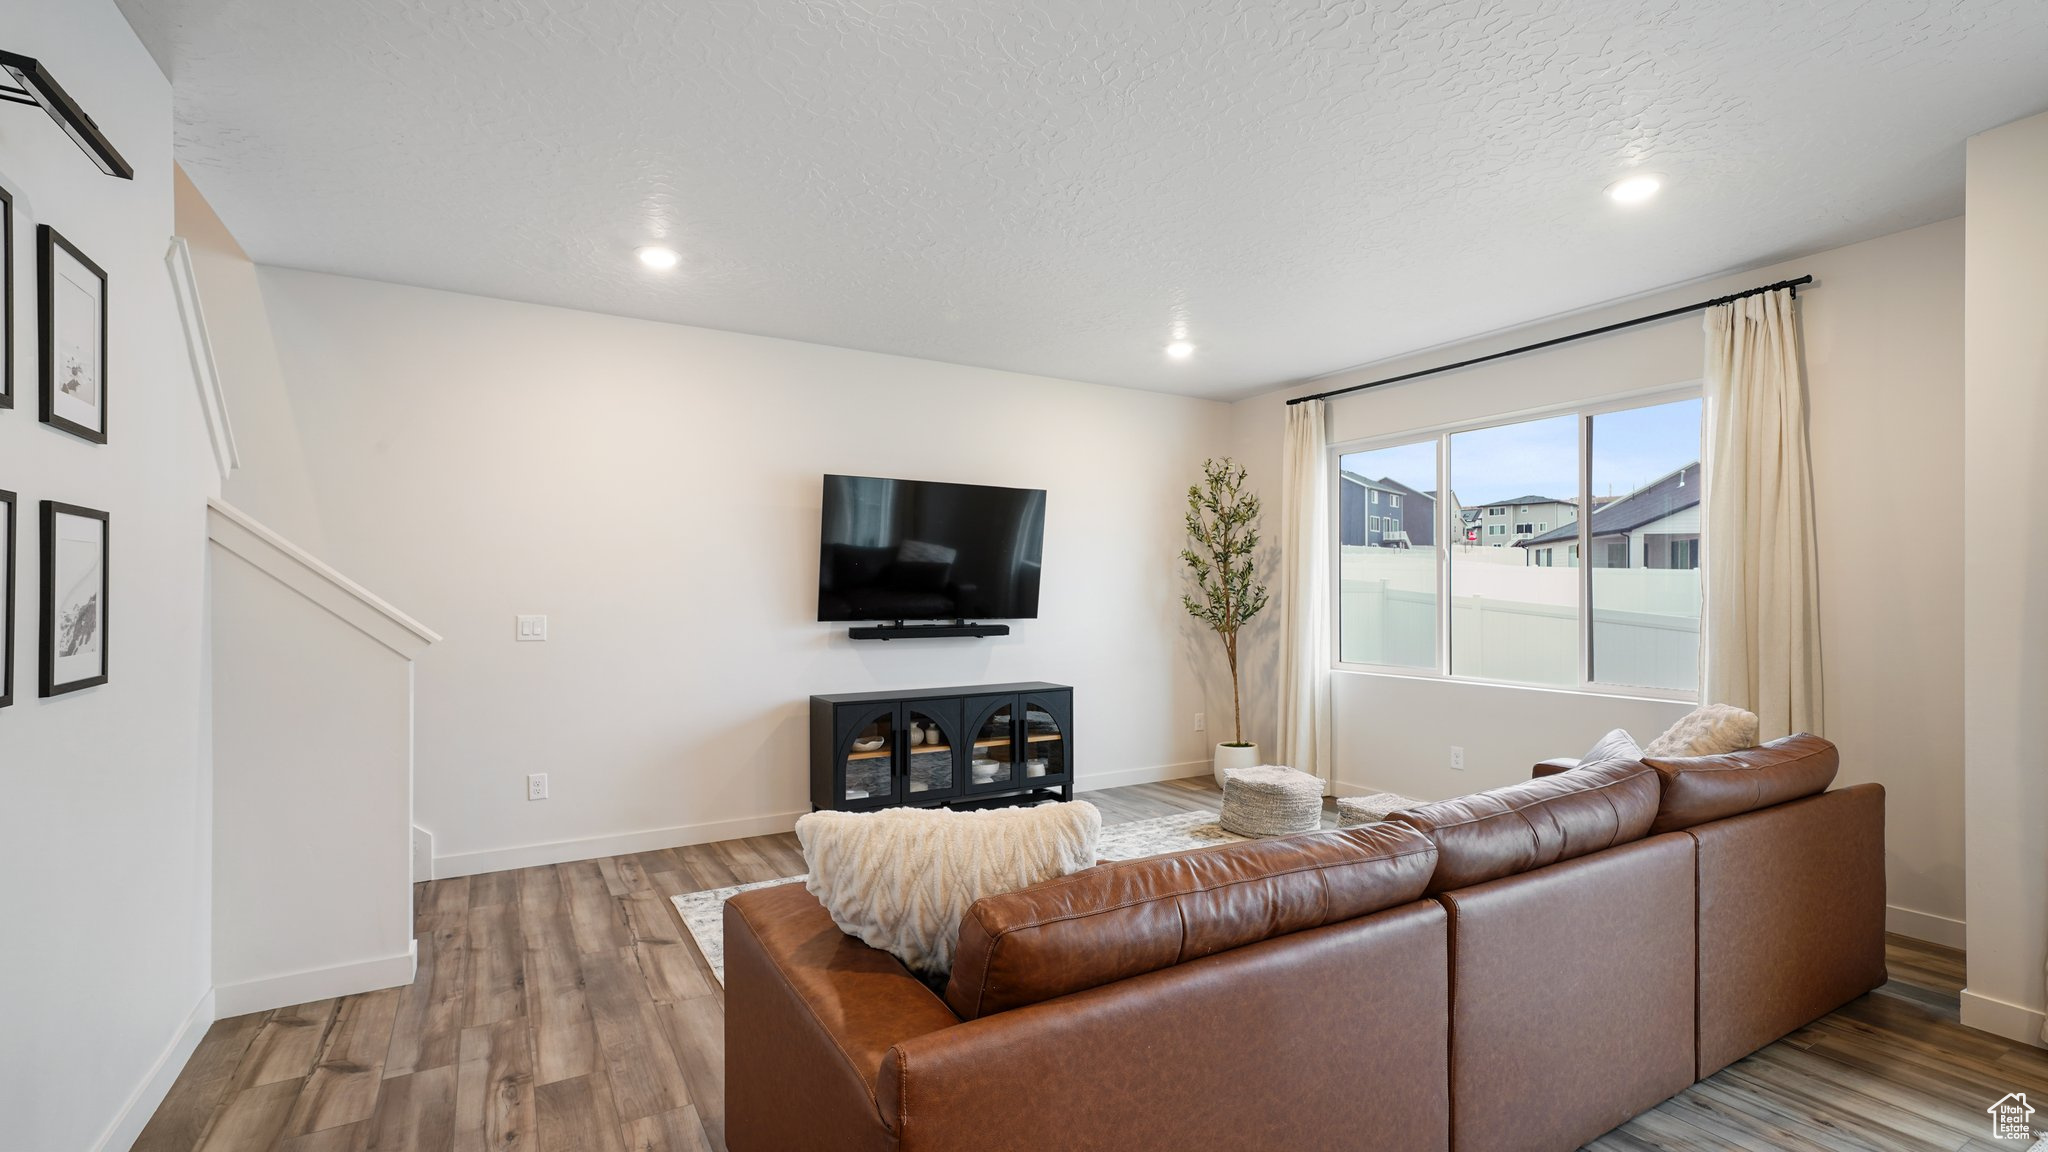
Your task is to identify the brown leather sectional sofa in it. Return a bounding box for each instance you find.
[725,734,1884,1152]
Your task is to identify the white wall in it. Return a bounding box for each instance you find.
[243,268,1231,874]
[0,2,220,1148]
[1962,109,2048,1047]
[1230,217,1967,945]
[209,510,423,1016]
[175,167,327,550]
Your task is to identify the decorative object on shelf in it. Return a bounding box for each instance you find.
[1,184,12,411]
[0,51,134,179]
[0,488,13,708]
[1181,457,1270,784]
[851,736,885,753]
[1025,758,1048,778]
[1218,764,1322,837]
[909,723,926,746]
[38,225,107,444]
[39,500,107,696]
[971,759,1000,783]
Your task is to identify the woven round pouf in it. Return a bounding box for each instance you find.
[1336,792,1420,828]
[1218,765,1324,836]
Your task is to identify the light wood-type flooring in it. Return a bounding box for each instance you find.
[138,778,2027,1152]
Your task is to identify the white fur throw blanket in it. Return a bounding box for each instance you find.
[795,801,1101,978]
[1642,703,1760,757]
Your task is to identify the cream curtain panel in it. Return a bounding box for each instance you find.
[1703,288,1824,739]
[1276,398,1332,786]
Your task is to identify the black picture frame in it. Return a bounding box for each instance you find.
[38,224,108,444]
[40,500,107,697]
[1,185,13,411]
[0,489,13,708]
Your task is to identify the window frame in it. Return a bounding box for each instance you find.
[1328,383,1703,702]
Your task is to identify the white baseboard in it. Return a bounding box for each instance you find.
[433,765,1218,879]
[1075,761,1212,792]
[90,986,215,1152]
[412,825,434,883]
[1962,988,2048,1049]
[1331,777,1408,799]
[215,942,418,1019]
[432,810,809,879]
[1886,904,1966,949]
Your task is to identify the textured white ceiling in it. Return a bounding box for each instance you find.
[117,0,2048,399]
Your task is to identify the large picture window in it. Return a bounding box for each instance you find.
[1334,393,1703,696]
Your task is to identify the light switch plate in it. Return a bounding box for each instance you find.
[516,614,548,642]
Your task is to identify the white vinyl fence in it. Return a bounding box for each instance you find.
[1339,546,1700,691]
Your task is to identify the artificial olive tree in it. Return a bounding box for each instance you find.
[1181,458,1270,746]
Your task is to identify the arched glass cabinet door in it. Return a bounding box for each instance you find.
[1021,690,1071,786]
[835,705,899,808]
[962,695,1018,793]
[902,699,963,801]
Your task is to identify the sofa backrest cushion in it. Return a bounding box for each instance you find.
[943,823,1437,1020]
[1643,733,1838,833]
[1388,759,1660,893]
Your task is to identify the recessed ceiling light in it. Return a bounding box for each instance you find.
[1605,173,1664,205]
[637,246,680,270]
[1165,340,1195,360]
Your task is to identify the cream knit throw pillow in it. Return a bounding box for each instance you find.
[795,801,1101,979]
[1642,703,1760,757]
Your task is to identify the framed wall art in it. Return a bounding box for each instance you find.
[0,489,13,708]
[39,224,107,443]
[40,500,107,696]
[1,185,13,411]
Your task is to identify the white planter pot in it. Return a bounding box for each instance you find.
[1214,742,1262,787]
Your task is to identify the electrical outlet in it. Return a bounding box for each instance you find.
[1194,712,1206,733]
[516,614,548,642]
[1449,746,1465,771]
[527,773,549,801]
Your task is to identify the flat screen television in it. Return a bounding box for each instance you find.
[818,475,1046,622]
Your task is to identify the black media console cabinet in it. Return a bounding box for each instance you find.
[810,682,1073,812]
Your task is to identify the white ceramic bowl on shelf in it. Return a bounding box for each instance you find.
[971,759,1001,783]
[851,737,885,753]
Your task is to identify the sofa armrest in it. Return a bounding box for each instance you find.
[1688,784,1886,1076]
[725,883,960,1151]
[1532,757,1580,778]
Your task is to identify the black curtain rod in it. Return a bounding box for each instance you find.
[1286,274,1813,406]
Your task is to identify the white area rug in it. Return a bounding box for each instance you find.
[672,808,1370,986]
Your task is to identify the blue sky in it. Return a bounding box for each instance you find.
[1338,397,1701,508]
